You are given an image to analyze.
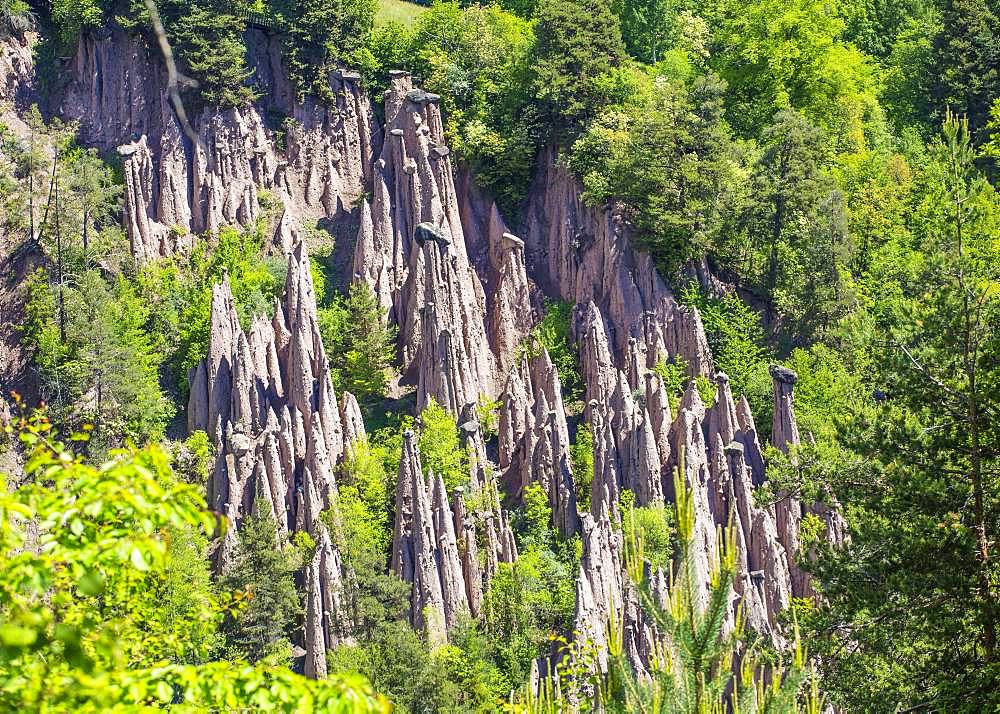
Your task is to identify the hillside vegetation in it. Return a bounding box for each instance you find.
[1,0,999,711]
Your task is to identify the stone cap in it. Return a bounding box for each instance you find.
[769,364,797,385]
[501,232,524,250]
[415,222,452,246]
[406,88,438,104]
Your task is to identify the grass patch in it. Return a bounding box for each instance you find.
[376,0,427,27]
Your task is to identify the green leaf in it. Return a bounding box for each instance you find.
[155,680,174,702]
[78,570,105,596]
[70,518,84,536]
[130,546,149,571]
[0,624,38,647]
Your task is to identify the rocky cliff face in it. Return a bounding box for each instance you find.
[522,148,714,379]
[63,28,376,262]
[0,34,34,111]
[41,24,843,683]
[351,72,498,414]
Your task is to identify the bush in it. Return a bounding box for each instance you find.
[680,283,773,431]
[417,397,469,491]
[570,423,594,512]
[520,299,583,402]
[318,282,397,403]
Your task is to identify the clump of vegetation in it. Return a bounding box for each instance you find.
[520,299,583,402]
[570,422,594,511]
[277,0,378,101]
[0,411,383,711]
[318,281,397,404]
[418,397,470,491]
[221,499,302,665]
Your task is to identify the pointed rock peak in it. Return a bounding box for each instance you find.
[736,394,756,433]
[340,392,367,450]
[680,378,706,419]
[401,429,422,477]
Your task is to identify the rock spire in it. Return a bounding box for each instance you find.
[187,242,359,676]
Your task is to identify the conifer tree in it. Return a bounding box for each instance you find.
[777,113,1000,710]
[222,500,302,664]
[530,0,627,140]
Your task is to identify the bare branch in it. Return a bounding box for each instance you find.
[141,0,204,151]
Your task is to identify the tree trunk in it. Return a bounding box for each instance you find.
[950,133,997,662]
[56,178,66,343]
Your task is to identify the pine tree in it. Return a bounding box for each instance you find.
[739,110,850,347]
[784,113,1000,710]
[222,501,301,664]
[530,0,627,141]
[279,0,377,101]
[932,0,1000,147]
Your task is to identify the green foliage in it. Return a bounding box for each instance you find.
[568,74,734,275]
[476,393,501,438]
[784,343,861,444]
[77,662,387,711]
[517,483,554,549]
[49,0,102,52]
[418,397,470,491]
[840,0,928,58]
[135,225,283,393]
[521,299,583,401]
[694,374,717,409]
[23,268,174,450]
[375,0,426,27]
[365,1,538,216]
[318,282,397,403]
[707,0,877,144]
[529,0,627,140]
[277,0,378,101]
[0,412,262,709]
[156,0,256,109]
[880,14,940,136]
[570,423,594,513]
[221,501,302,665]
[171,430,214,485]
[151,525,224,664]
[680,283,773,426]
[719,110,852,345]
[328,620,433,711]
[776,114,1000,710]
[332,435,411,639]
[482,546,578,690]
[622,500,673,571]
[931,0,1000,148]
[652,354,689,413]
[611,0,671,64]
